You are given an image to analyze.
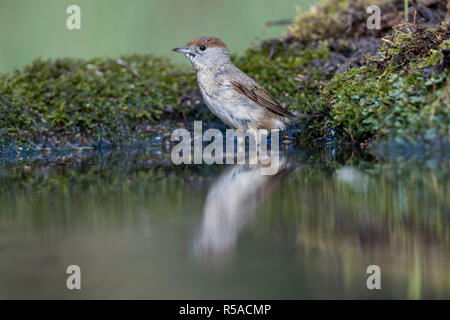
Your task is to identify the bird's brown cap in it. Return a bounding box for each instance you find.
[187,36,227,49]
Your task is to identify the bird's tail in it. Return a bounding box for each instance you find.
[285,110,320,124]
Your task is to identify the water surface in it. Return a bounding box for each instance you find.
[1,145,449,299]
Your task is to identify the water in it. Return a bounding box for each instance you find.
[1,145,449,299]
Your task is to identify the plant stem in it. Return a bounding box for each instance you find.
[405,0,409,23]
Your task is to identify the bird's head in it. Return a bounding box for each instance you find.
[172,36,231,71]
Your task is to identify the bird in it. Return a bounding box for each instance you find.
[172,36,315,144]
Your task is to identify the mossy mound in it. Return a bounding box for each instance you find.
[324,23,449,145]
[236,0,449,146]
[0,0,449,150]
[0,55,199,148]
[290,0,448,40]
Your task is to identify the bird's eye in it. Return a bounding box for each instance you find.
[199,45,206,51]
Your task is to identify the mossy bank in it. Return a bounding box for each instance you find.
[1,0,449,152]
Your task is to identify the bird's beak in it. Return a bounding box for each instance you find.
[172,46,194,55]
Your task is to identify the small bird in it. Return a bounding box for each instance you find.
[172,36,314,142]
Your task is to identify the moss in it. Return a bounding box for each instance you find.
[322,22,449,144]
[290,0,448,40]
[1,0,449,149]
[234,0,449,146]
[0,55,198,147]
[234,17,449,145]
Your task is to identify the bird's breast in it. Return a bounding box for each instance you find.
[197,71,220,98]
[195,70,280,130]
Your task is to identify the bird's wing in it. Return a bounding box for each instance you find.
[230,80,294,118]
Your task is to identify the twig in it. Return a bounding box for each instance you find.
[343,75,356,82]
[404,0,409,23]
[343,127,355,143]
[265,19,293,27]
[382,38,398,46]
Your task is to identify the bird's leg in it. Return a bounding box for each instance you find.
[236,133,245,164]
[247,128,267,165]
[245,128,257,165]
[247,128,260,146]
[258,129,268,147]
[257,129,271,166]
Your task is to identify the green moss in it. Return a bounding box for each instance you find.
[0,55,197,146]
[325,68,448,142]
[323,22,449,144]
[290,0,398,41]
[234,20,449,145]
[1,0,449,149]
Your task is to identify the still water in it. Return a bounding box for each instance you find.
[0,144,449,299]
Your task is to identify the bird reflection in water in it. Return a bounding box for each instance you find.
[194,156,295,264]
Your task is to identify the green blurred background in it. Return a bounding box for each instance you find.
[0,0,313,73]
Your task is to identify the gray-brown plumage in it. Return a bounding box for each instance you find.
[230,81,294,118]
[172,36,313,135]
